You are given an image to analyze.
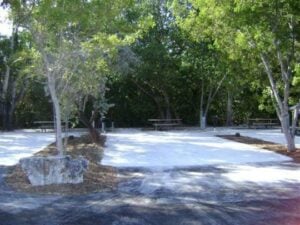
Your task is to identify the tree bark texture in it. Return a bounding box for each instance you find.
[47,75,64,156]
[226,90,233,126]
[260,51,296,152]
[79,111,101,144]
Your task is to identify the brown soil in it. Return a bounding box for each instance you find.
[218,134,300,163]
[5,135,117,195]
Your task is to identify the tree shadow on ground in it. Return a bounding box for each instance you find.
[1,163,300,225]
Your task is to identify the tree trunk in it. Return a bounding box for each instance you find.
[199,81,205,129]
[260,52,296,152]
[200,112,207,130]
[154,97,164,119]
[1,24,17,131]
[79,111,101,144]
[1,58,12,130]
[200,94,206,129]
[47,77,64,156]
[226,90,233,126]
[281,112,296,151]
[1,57,11,102]
[291,106,299,136]
[63,116,69,148]
[162,91,172,119]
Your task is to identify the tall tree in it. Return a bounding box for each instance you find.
[179,40,227,128]
[124,0,183,120]
[11,0,153,154]
[0,9,31,131]
[172,0,300,151]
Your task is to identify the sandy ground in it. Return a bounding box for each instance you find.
[0,130,84,166]
[102,128,294,167]
[1,128,300,224]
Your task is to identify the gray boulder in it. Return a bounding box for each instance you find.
[20,156,88,186]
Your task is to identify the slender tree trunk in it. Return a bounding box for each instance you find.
[200,111,207,130]
[79,111,101,144]
[1,57,11,101]
[281,112,295,151]
[226,90,233,126]
[162,91,171,119]
[1,59,12,130]
[47,76,64,156]
[63,98,72,148]
[157,104,164,119]
[1,24,17,130]
[1,80,16,131]
[260,52,295,152]
[199,71,226,129]
[165,107,171,120]
[1,25,15,101]
[63,115,69,148]
[200,81,206,129]
[291,105,299,136]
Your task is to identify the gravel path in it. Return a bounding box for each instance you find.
[1,129,300,224]
[1,162,300,225]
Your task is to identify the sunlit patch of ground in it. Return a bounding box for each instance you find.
[102,129,291,168]
[218,135,300,163]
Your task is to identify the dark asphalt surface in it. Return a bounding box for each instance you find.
[1,162,300,225]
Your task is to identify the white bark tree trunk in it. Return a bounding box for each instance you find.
[1,25,18,130]
[199,73,226,129]
[200,114,207,130]
[47,74,64,155]
[260,52,296,152]
[1,25,16,102]
[200,81,205,129]
[291,106,299,136]
[281,112,295,151]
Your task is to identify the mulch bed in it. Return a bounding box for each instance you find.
[218,134,300,163]
[5,135,117,195]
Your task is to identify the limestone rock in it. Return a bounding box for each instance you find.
[20,156,88,186]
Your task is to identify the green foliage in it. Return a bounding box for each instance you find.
[5,0,298,128]
[8,0,155,129]
[15,79,52,127]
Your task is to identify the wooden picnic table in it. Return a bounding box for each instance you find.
[248,118,279,129]
[34,121,54,132]
[34,121,69,132]
[148,119,182,130]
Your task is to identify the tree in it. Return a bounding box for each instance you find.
[10,0,154,154]
[0,10,32,130]
[179,40,227,128]
[172,0,300,151]
[122,0,185,121]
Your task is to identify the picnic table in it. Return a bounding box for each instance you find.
[248,118,279,129]
[148,119,182,130]
[34,121,68,132]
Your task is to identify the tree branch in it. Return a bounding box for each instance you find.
[260,53,283,114]
[274,40,289,83]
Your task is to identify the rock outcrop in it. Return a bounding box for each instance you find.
[20,156,88,186]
